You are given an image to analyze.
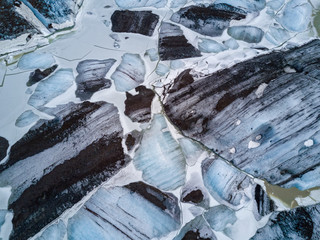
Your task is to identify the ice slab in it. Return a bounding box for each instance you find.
[114,0,167,9]
[227,26,264,43]
[204,205,237,232]
[15,110,39,128]
[18,52,55,70]
[36,221,66,240]
[198,38,228,53]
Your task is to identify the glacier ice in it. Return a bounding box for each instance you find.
[277,0,312,32]
[178,138,203,166]
[111,53,145,92]
[36,221,66,240]
[0,210,6,228]
[223,38,239,49]
[267,0,285,10]
[265,26,290,45]
[28,69,74,108]
[155,63,170,76]
[215,0,266,11]
[227,26,264,43]
[198,38,228,53]
[114,0,167,9]
[68,182,181,240]
[170,60,185,70]
[18,52,55,70]
[133,114,186,190]
[15,110,39,128]
[204,205,237,232]
[145,48,159,62]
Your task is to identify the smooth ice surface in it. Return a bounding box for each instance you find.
[133,114,186,190]
[28,69,74,108]
[223,38,239,49]
[267,0,285,10]
[15,110,39,128]
[146,48,159,61]
[36,221,66,240]
[215,0,266,11]
[202,158,252,209]
[265,26,290,45]
[204,205,237,231]
[277,0,312,32]
[155,63,169,76]
[18,52,55,70]
[178,138,203,166]
[68,183,181,240]
[170,0,187,8]
[228,26,264,43]
[0,210,6,228]
[111,53,145,92]
[170,60,185,70]
[114,0,167,9]
[198,39,228,53]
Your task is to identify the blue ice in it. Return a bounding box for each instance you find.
[15,110,39,128]
[133,114,186,190]
[228,26,264,43]
[198,39,228,53]
[156,63,170,76]
[146,48,159,62]
[36,221,66,240]
[18,52,55,70]
[214,0,266,11]
[223,38,239,49]
[204,205,237,231]
[265,26,290,45]
[267,0,285,10]
[111,53,145,92]
[28,69,74,108]
[171,0,187,8]
[115,0,167,9]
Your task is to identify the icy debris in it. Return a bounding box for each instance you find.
[68,182,181,240]
[304,139,314,147]
[18,52,55,70]
[228,26,264,43]
[170,60,185,69]
[265,26,290,45]
[215,0,266,11]
[178,138,203,166]
[170,0,187,8]
[15,110,39,128]
[145,48,159,61]
[28,69,74,109]
[170,3,246,37]
[75,59,116,100]
[36,221,66,240]
[114,0,167,9]
[252,204,320,240]
[204,205,237,232]
[133,114,186,190]
[27,65,58,87]
[124,86,155,123]
[111,53,145,92]
[0,137,9,161]
[255,83,268,98]
[158,22,201,60]
[156,63,170,76]
[173,215,217,240]
[277,0,312,32]
[202,158,253,209]
[198,38,228,53]
[111,10,159,36]
[223,38,239,49]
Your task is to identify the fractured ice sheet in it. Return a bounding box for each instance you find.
[158,22,201,61]
[170,3,246,37]
[75,59,116,101]
[15,110,39,128]
[35,221,66,240]
[18,52,55,70]
[111,10,159,36]
[173,215,217,240]
[227,26,264,43]
[111,53,145,92]
[27,64,58,86]
[0,101,129,239]
[114,0,167,9]
[68,182,181,240]
[133,114,186,191]
[28,68,74,109]
[163,39,320,191]
[251,204,320,240]
[0,137,9,161]
[124,86,155,123]
[276,0,312,32]
[20,0,83,29]
[223,38,239,49]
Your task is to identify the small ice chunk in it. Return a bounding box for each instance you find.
[228,26,264,43]
[284,66,297,73]
[146,48,159,62]
[15,110,39,128]
[171,0,187,8]
[223,38,239,50]
[170,60,185,70]
[25,88,33,94]
[255,83,268,98]
[36,221,66,240]
[248,140,260,149]
[229,147,236,154]
[133,114,186,190]
[277,0,312,32]
[198,39,228,53]
[304,139,314,147]
[204,205,237,231]
[155,63,170,76]
[265,26,290,45]
[115,0,167,9]
[111,53,145,92]
[267,0,285,10]
[179,138,203,166]
[28,69,74,108]
[18,52,55,70]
